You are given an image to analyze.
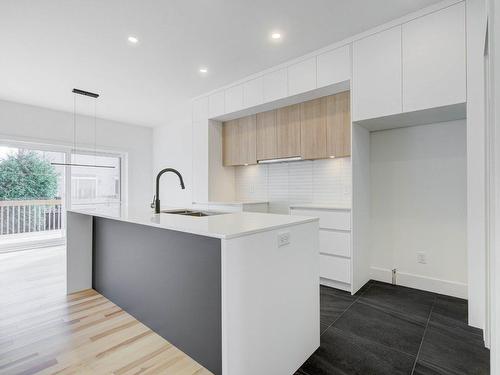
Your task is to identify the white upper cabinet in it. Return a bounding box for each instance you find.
[288,58,317,96]
[208,91,225,119]
[263,68,288,102]
[192,96,209,122]
[317,45,351,88]
[353,26,402,121]
[402,2,466,112]
[243,77,263,108]
[225,85,244,113]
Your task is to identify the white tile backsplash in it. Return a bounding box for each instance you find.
[235,158,352,212]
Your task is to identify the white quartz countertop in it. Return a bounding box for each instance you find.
[289,203,351,210]
[67,205,317,239]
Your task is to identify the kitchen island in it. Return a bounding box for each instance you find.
[66,205,319,375]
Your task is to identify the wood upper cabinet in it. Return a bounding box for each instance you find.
[326,91,351,158]
[276,104,301,158]
[223,115,256,166]
[224,92,350,165]
[256,105,301,161]
[256,110,277,161]
[300,97,327,160]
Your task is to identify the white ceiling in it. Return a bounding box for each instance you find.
[0,0,443,128]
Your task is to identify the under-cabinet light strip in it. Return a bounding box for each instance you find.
[257,156,302,164]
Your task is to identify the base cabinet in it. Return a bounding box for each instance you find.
[291,207,352,292]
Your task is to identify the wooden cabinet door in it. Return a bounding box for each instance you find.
[237,115,257,165]
[223,115,257,166]
[256,110,277,161]
[300,97,327,160]
[326,91,351,158]
[276,104,301,158]
[223,119,240,166]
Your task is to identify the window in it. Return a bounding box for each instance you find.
[70,153,121,207]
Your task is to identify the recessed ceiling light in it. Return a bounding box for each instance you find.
[127,36,139,44]
[199,67,208,74]
[271,32,282,40]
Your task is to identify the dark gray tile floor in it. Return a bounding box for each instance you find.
[296,280,490,375]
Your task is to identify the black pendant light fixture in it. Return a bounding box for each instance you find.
[51,88,115,169]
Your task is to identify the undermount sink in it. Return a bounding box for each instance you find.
[160,209,225,217]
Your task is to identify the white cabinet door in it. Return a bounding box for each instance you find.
[353,26,402,121]
[291,209,351,230]
[317,45,351,88]
[243,77,263,108]
[208,91,225,119]
[320,255,350,283]
[319,230,351,257]
[402,2,466,112]
[225,85,244,114]
[192,96,208,122]
[288,58,317,96]
[263,68,288,102]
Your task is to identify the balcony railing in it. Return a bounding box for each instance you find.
[0,199,63,236]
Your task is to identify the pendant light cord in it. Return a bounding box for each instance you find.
[94,98,97,164]
[73,93,77,154]
[50,88,115,169]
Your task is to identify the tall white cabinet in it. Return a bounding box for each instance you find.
[402,2,466,112]
[352,26,403,121]
[353,2,466,122]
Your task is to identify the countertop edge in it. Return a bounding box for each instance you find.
[67,209,319,240]
[68,209,227,239]
[222,217,319,239]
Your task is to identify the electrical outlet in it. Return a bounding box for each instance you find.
[417,252,427,264]
[277,232,291,247]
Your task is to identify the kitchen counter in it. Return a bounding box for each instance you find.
[68,204,315,239]
[67,204,320,375]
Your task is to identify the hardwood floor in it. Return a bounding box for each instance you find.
[0,246,213,375]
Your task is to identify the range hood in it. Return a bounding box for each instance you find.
[257,156,302,164]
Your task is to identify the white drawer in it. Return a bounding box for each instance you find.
[320,255,351,284]
[319,230,350,257]
[291,209,351,230]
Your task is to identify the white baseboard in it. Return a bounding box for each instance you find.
[370,266,468,299]
[0,238,65,253]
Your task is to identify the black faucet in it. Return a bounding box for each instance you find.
[153,168,185,214]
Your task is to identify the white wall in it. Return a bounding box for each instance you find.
[153,103,194,208]
[370,120,467,297]
[0,99,153,206]
[466,0,488,330]
[234,158,352,213]
[487,0,500,368]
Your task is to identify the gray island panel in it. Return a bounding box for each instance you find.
[92,216,222,374]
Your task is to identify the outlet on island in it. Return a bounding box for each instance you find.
[278,232,291,247]
[417,251,427,264]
